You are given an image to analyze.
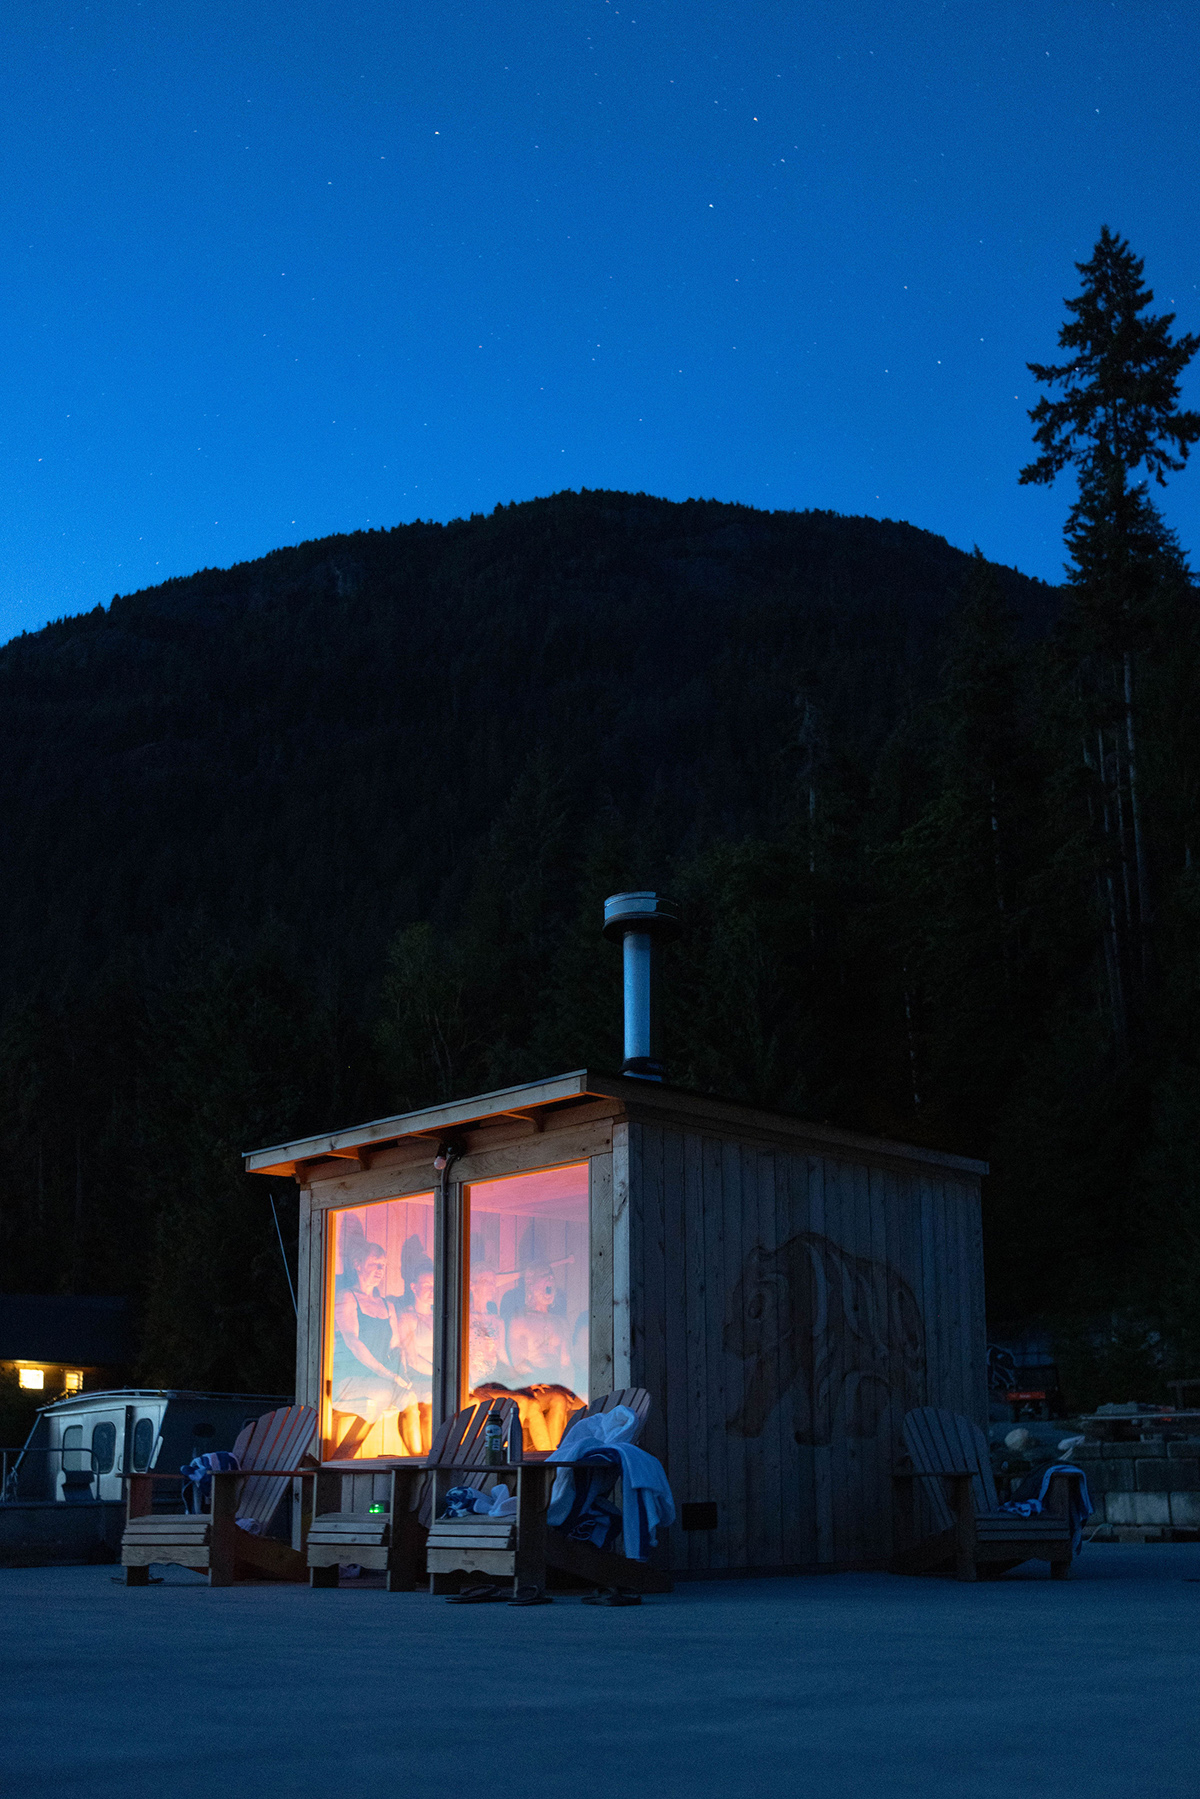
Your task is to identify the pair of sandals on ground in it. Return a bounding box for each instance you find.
[447,1580,641,1607]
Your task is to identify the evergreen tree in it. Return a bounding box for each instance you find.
[1021,227,1200,1014]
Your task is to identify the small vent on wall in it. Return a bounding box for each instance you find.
[681,1501,719,1531]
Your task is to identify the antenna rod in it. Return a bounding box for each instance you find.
[270,1191,298,1316]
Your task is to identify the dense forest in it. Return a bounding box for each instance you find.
[2,238,1197,1411]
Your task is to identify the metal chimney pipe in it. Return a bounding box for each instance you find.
[602,892,680,1081]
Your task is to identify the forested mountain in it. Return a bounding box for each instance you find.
[1,487,1195,1405]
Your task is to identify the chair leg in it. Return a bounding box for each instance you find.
[209,1472,238,1586]
[124,1564,151,1586]
[310,1563,339,1588]
[951,1476,977,1582]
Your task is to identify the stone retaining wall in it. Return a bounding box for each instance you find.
[1075,1440,1200,1534]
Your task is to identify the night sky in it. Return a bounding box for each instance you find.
[3,0,1198,641]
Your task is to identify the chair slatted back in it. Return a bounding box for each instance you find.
[228,1406,318,1531]
[580,1388,651,1439]
[430,1399,522,1469]
[902,1407,998,1530]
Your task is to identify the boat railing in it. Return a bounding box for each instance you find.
[1,1446,103,1504]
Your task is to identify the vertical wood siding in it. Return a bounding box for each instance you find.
[588,1152,615,1399]
[625,1120,985,1574]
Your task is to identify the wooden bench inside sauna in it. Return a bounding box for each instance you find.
[245,893,988,1579]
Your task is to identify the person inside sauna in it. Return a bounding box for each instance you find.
[331,1238,415,1458]
[471,1261,584,1451]
[467,1265,507,1390]
[395,1253,436,1455]
[466,1164,590,1451]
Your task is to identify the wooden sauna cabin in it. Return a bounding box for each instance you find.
[245,1069,987,1576]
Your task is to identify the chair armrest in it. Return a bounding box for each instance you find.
[210,1467,320,1480]
[1041,1471,1074,1519]
[424,1460,523,1473]
[120,1470,184,1480]
[893,1468,976,1481]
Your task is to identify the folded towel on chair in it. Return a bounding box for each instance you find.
[1001,1462,1093,1554]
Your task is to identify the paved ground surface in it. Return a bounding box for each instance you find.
[3,1547,1198,1799]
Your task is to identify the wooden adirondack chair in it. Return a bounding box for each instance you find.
[425,1387,669,1599]
[542,1387,669,1595]
[893,1407,1077,1581]
[121,1405,318,1586]
[307,1390,659,1595]
[423,1398,533,1594]
[306,1462,428,1590]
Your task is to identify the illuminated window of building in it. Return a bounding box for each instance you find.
[64,1370,84,1393]
[323,1191,435,1463]
[18,1367,44,1391]
[466,1161,589,1452]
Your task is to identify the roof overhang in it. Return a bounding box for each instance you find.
[244,1069,989,1180]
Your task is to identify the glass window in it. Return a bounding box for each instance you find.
[323,1192,435,1462]
[18,1367,44,1390]
[91,1421,117,1474]
[61,1424,85,1471]
[132,1417,155,1471]
[466,1161,589,1451]
[64,1370,83,1393]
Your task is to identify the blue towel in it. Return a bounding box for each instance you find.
[547,1443,676,1561]
[1001,1461,1093,1554]
[179,1450,240,1513]
[441,1484,491,1519]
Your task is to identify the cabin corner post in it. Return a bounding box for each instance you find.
[588,1150,615,1397]
[611,1121,632,1388]
[295,1187,318,1409]
[432,1174,466,1433]
[969,1176,988,1426]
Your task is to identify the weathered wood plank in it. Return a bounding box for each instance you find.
[246,1072,604,1174]
[780,1158,816,1568]
[859,1157,887,1566]
[721,1137,748,1573]
[753,1144,784,1571]
[877,1158,903,1565]
[660,1124,688,1568]
[637,1123,669,1468]
[611,1121,632,1388]
[431,1175,466,1432]
[426,1548,516,1575]
[825,1155,855,1569]
[588,1151,615,1400]
[682,1128,709,1572]
[702,1133,729,1569]
[964,1179,988,1423]
[808,1155,834,1567]
[308,1204,327,1436]
[306,1119,614,1209]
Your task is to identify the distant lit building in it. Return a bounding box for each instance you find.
[0,1296,132,1398]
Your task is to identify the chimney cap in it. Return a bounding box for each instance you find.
[602,891,680,943]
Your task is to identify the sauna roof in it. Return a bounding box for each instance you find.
[243,1069,988,1181]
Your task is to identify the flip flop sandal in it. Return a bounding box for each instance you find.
[508,1584,553,1606]
[446,1583,505,1604]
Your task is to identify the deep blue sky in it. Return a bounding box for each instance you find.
[3,0,1199,641]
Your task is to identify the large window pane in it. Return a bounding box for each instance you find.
[324,1193,435,1461]
[466,1162,589,1452]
